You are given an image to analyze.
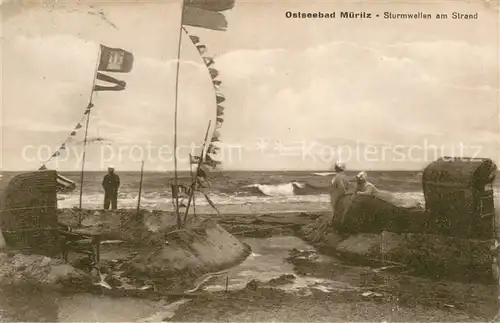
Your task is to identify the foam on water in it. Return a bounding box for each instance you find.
[57,190,428,210]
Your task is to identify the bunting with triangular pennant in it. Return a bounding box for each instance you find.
[180,0,234,210]
[39,102,92,168]
[183,26,229,171]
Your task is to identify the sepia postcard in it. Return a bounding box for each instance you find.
[0,0,499,321]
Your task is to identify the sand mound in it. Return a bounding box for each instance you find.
[299,216,494,283]
[57,209,251,292]
[122,218,250,291]
[0,252,90,287]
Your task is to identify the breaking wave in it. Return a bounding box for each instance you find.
[242,182,325,197]
[311,172,335,177]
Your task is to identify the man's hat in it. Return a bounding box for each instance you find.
[356,171,367,181]
[333,161,346,171]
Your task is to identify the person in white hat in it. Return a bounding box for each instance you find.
[102,165,120,210]
[329,161,349,226]
[354,171,377,196]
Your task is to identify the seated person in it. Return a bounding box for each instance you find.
[354,171,378,196]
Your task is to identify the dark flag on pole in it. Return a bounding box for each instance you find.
[94,72,127,91]
[98,45,134,73]
[93,44,134,92]
[182,0,235,31]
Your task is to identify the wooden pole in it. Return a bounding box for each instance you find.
[185,154,196,224]
[78,46,101,211]
[183,121,211,223]
[173,0,186,229]
[136,161,145,214]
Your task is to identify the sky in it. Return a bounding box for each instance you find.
[1,0,499,171]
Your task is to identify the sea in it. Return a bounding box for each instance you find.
[0,170,456,212]
[1,170,499,213]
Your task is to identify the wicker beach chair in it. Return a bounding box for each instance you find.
[0,170,99,264]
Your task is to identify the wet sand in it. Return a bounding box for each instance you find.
[169,236,498,322]
[1,208,497,322]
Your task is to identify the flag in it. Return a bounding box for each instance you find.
[196,44,207,54]
[212,130,221,139]
[185,0,235,12]
[171,184,189,198]
[75,123,82,129]
[182,0,235,31]
[189,35,200,44]
[217,105,224,116]
[209,68,219,79]
[70,131,77,136]
[84,103,94,115]
[203,57,215,67]
[183,7,228,31]
[216,93,225,104]
[93,45,134,94]
[94,72,127,91]
[98,45,134,73]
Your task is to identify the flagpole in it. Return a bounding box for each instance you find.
[136,161,145,214]
[78,46,101,210]
[183,121,211,224]
[173,0,186,229]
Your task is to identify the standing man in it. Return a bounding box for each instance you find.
[329,161,349,227]
[102,166,120,210]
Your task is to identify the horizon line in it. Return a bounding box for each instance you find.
[0,168,429,173]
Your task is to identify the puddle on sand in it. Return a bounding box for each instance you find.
[0,284,170,322]
[196,236,363,294]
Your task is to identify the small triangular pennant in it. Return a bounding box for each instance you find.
[216,94,225,104]
[216,105,224,116]
[189,35,200,44]
[196,44,207,54]
[209,68,219,79]
[203,57,215,67]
